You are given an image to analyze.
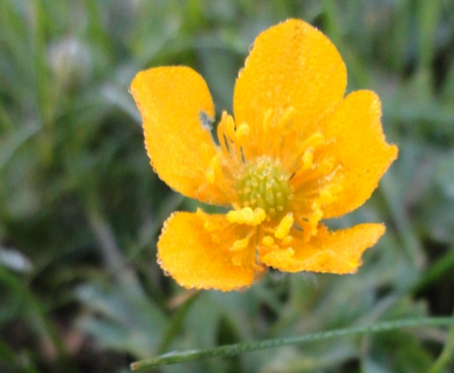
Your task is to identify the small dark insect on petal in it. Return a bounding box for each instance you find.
[199,111,214,131]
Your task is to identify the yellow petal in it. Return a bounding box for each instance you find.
[157,212,255,291]
[259,223,385,274]
[320,90,398,218]
[234,19,346,150]
[130,66,231,204]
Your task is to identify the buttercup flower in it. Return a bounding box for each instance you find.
[130,19,398,291]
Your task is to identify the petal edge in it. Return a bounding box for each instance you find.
[234,19,347,147]
[158,212,255,291]
[321,90,398,218]
[259,223,385,274]
[131,66,231,204]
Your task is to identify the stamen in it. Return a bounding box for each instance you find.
[308,208,323,235]
[196,208,223,232]
[274,213,294,240]
[303,132,324,149]
[206,153,222,184]
[236,123,250,141]
[230,229,258,267]
[262,235,274,247]
[225,115,236,139]
[217,112,230,154]
[227,207,266,226]
[263,108,273,129]
[302,148,314,170]
[232,236,250,251]
[275,106,295,129]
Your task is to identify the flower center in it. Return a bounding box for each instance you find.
[237,157,292,219]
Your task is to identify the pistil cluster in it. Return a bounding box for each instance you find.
[236,157,293,220]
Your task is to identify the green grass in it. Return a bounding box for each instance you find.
[1,0,454,372]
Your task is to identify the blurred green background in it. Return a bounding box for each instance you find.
[1,0,454,372]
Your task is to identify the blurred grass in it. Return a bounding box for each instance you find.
[0,0,454,372]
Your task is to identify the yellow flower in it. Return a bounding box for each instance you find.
[130,19,398,291]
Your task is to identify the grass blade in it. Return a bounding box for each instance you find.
[131,317,454,370]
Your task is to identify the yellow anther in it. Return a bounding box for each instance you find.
[217,111,237,152]
[227,207,266,226]
[303,132,324,149]
[217,111,228,135]
[302,148,314,170]
[236,123,250,140]
[203,148,220,184]
[226,114,236,138]
[308,208,323,235]
[276,106,295,128]
[206,168,215,184]
[264,108,273,126]
[217,113,232,157]
[206,153,222,184]
[274,213,294,240]
[232,236,250,251]
[262,235,274,247]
